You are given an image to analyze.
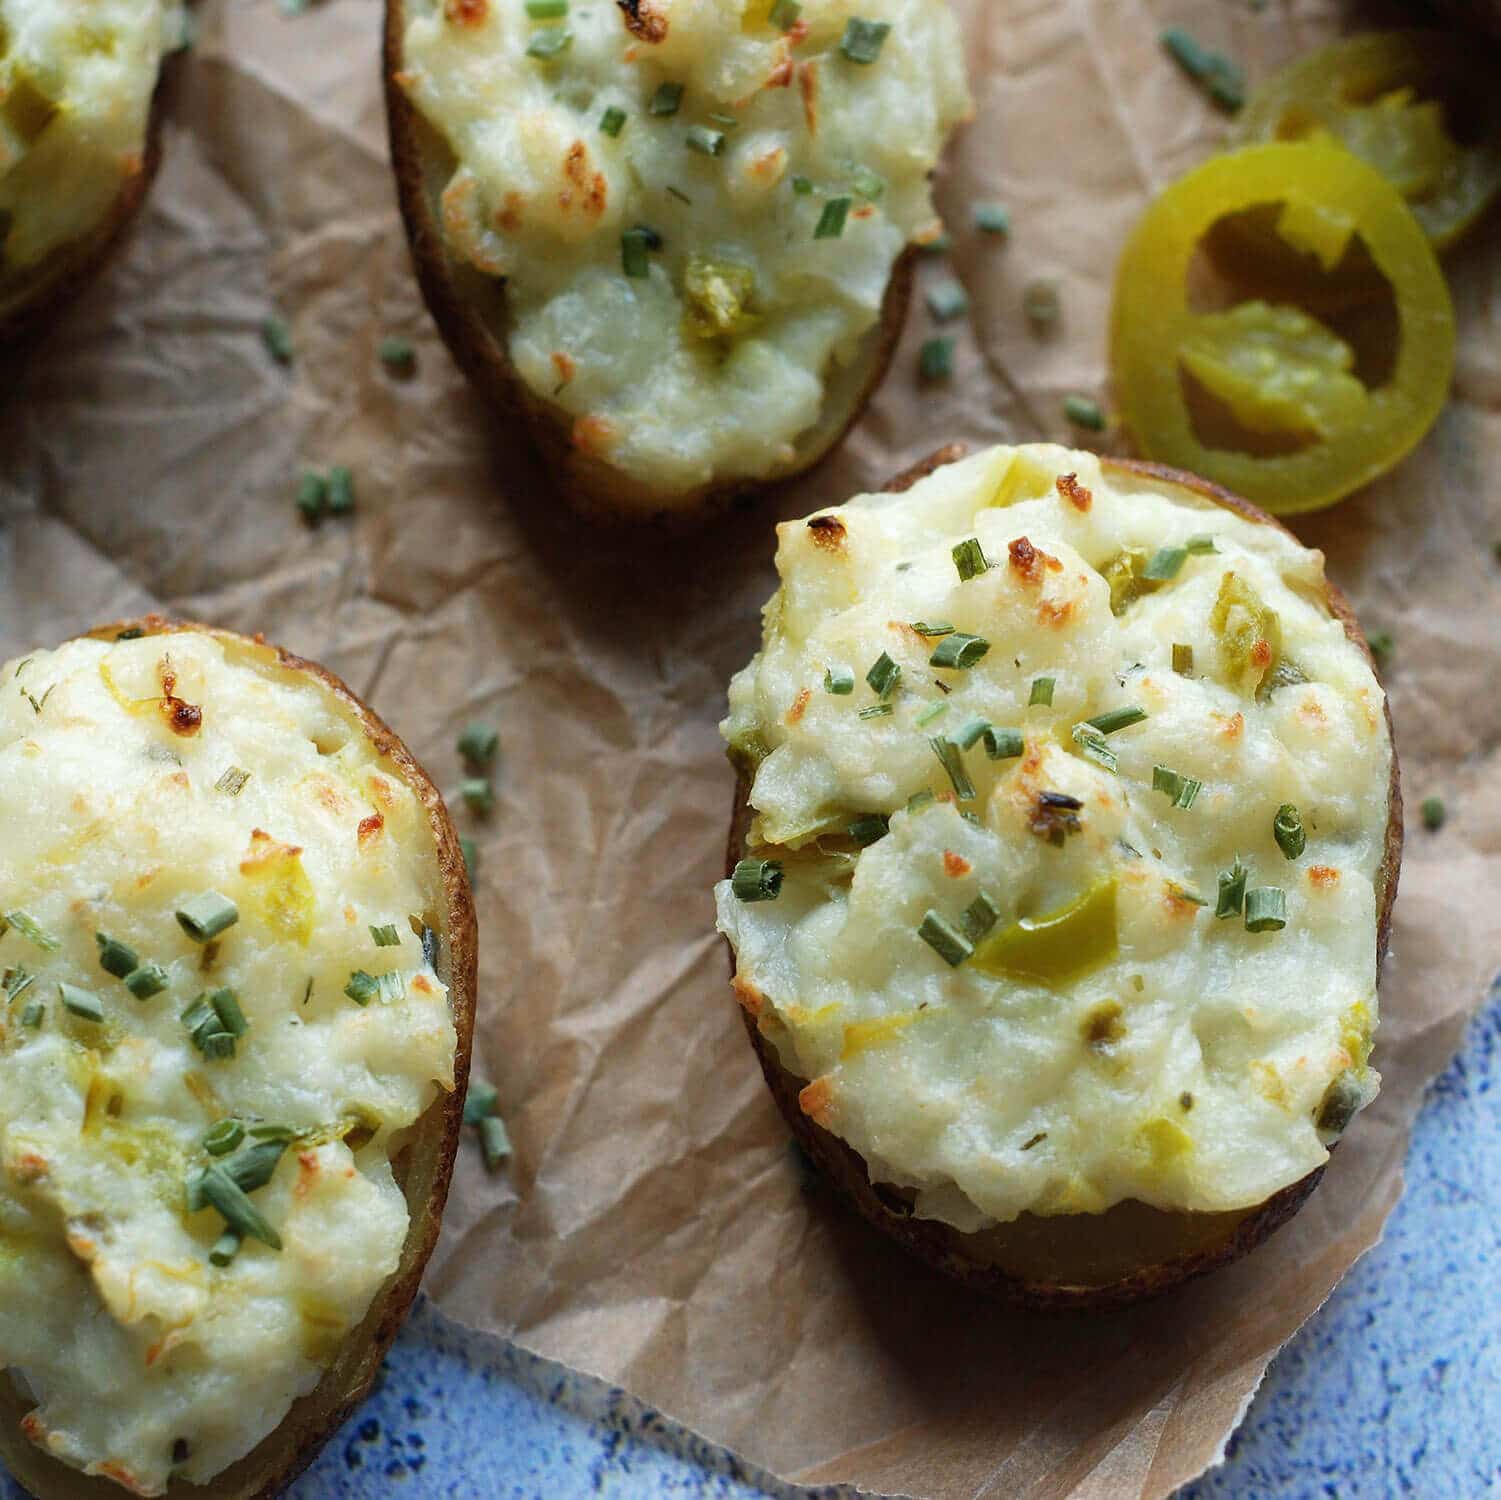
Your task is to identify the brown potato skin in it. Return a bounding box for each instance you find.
[0,617,477,1499]
[725,450,1403,1310]
[383,0,916,524]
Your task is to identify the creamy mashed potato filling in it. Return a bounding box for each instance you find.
[0,631,457,1496]
[717,446,1391,1231]
[399,0,969,491]
[0,0,184,273]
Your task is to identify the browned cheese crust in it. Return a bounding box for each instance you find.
[0,616,478,1499]
[724,450,1403,1310]
[382,0,916,525]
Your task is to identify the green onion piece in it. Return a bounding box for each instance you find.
[1086,705,1147,735]
[1273,803,1306,860]
[460,837,479,881]
[961,891,1000,942]
[59,983,103,1022]
[295,470,327,522]
[458,722,499,765]
[176,892,238,944]
[1160,27,1245,111]
[840,17,891,63]
[926,280,969,322]
[525,0,567,14]
[974,202,1010,235]
[953,718,991,752]
[1244,886,1287,933]
[951,537,988,582]
[848,814,890,847]
[929,736,975,800]
[907,790,936,814]
[1022,278,1061,328]
[525,25,572,58]
[686,125,726,157]
[1366,630,1394,666]
[209,1229,243,1268]
[464,1080,499,1126]
[224,1139,288,1193]
[200,1166,282,1250]
[850,164,885,201]
[3,912,59,952]
[1172,643,1194,675]
[649,82,684,116]
[462,778,495,815]
[186,1168,207,1213]
[1185,534,1218,555]
[20,999,43,1029]
[96,932,140,981]
[2,966,34,999]
[857,703,893,719]
[731,858,783,903]
[1071,723,1117,773]
[199,1031,234,1061]
[181,995,217,1036]
[915,702,948,728]
[1143,545,1188,581]
[621,226,656,278]
[326,466,355,515]
[909,621,954,637]
[1063,394,1105,431]
[203,1119,245,1156]
[824,665,854,695]
[1151,765,1202,809]
[791,174,813,195]
[600,105,627,137]
[214,766,251,796]
[929,632,991,670]
[1215,856,1248,919]
[919,336,955,381]
[207,988,247,1038]
[814,197,852,240]
[248,1123,296,1144]
[370,923,401,948]
[769,0,801,28]
[866,652,901,699]
[345,971,380,1006]
[1029,677,1055,707]
[125,963,169,1001]
[260,316,293,364]
[378,336,417,374]
[985,727,1024,760]
[1421,795,1446,832]
[918,911,973,967]
[480,1114,511,1170]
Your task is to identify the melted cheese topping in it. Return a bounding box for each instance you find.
[0,632,457,1496]
[399,0,969,498]
[0,0,184,273]
[717,446,1391,1231]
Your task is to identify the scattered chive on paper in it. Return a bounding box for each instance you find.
[731,858,783,903]
[460,837,479,881]
[824,665,855,695]
[919,336,954,381]
[461,778,495,816]
[1029,677,1055,707]
[1367,630,1394,667]
[458,722,499,765]
[1022,278,1061,329]
[1421,795,1445,832]
[840,17,891,64]
[326,466,355,516]
[295,470,328,522]
[1160,26,1245,112]
[378,336,417,376]
[1063,394,1105,431]
[464,1079,499,1127]
[176,892,238,944]
[918,911,972,967]
[1273,804,1306,860]
[974,202,1010,236]
[260,315,293,364]
[480,1115,511,1171]
[926,280,969,322]
[814,197,852,240]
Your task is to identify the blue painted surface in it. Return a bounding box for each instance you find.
[4,987,1497,1500]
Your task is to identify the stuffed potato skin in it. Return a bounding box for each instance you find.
[723,453,1401,1309]
[0,617,476,1499]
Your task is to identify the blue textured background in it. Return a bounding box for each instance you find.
[4,986,1497,1499]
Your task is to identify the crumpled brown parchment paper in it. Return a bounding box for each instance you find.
[1,1,1498,1496]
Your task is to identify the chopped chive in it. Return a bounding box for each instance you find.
[223,1141,289,1195]
[928,632,991,670]
[480,1114,512,1170]
[1071,723,1117,773]
[203,1119,245,1156]
[961,891,1000,942]
[208,988,248,1038]
[918,336,955,381]
[215,766,251,796]
[974,202,1010,235]
[953,718,991,752]
[1160,27,1245,111]
[345,971,380,1006]
[1273,804,1306,860]
[1063,394,1105,431]
[929,736,975,800]
[649,82,684,116]
[525,25,573,58]
[176,892,238,944]
[686,125,727,157]
[824,665,855,695]
[295,470,328,522]
[907,790,936,814]
[1244,886,1287,933]
[525,0,567,14]
[1143,545,1188,581]
[857,703,893,719]
[209,1229,243,1267]
[1185,534,1218,555]
[3,966,34,999]
[848,815,890,847]
[371,923,402,948]
[1085,705,1147,735]
[59,983,103,1022]
[850,164,885,201]
[378,336,417,375]
[954,719,1021,760]
[915,702,948,728]
[621,225,656,278]
[458,723,499,765]
[260,316,293,364]
[600,105,627,137]
[791,174,813,195]
[125,963,169,1000]
[464,1079,499,1126]
[96,932,140,981]
[666,185,693,205]
[909,621,954,637]
[199,1166,281,1250]
[1151,765,1202,809]
[20,1000,43,1029]
[462,778,495,815]
[840,17,890,64]
[460,837,479,881]
[866,652,901,700]
[926,280,969,322]
[1028,677,1055,707]
[326,466,355,516]
[1022,278,1061,328]
[769,0,801,29]
[2,912,59,952]
[1367,630,1394,666]
[198,1033,235,1062]
[918,911,973,967]
[1421,795,1445,832]
[814,197,852,240]
[731,858,783,903]
[1215,856,1248,919]
[918,230,953,255]
[1172,643,1194,675]
[952,537,988,582]
[248,1123,296,1145]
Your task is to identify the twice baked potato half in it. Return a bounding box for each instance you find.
[0,1,186,339]
[0,618,475,1497]
[385,0,970,520]
[718,445,1400,1308]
